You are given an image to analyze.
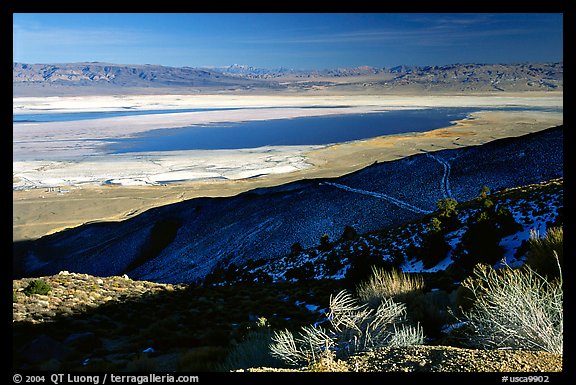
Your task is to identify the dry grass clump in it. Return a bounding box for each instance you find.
[526,226,563,279]
[357,267,424,306]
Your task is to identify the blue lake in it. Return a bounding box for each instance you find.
[105,108,477,153]
[14,106,562,155]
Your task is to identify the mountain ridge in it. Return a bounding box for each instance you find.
[13,61,563,96]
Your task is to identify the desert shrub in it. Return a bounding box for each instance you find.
[454,211,505,270]
[409,290,456,337]
[219,318,282,371]
[269,290,424,366]
[340,225,358,242]
[526,227,563,279]
[418,234,451,269]
[345,251,400,287]
[461,263,562,354]
[249,270,273,284]
[319,234,332,251]
[414,218,451,269]
[356,267,424,307]
[290,242,303,255]
[550,206,563,227]
[494,205,523,235]
[23,279,51,296]
[285,261,315,281]
[324,251,344,276]
[436,198,460,231]
[455,281,478,314]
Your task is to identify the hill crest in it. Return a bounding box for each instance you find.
[13,61,563,96]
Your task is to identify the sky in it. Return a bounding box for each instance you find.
[13,13,563,69]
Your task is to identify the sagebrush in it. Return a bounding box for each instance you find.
[461,262,562,355]
[270,290,423,367]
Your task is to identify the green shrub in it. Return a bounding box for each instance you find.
[356,267,424,307]
[478,185,489,198]
[319,234,332,251]
[436,198,460,231]
[428,217,443,233]
[23,279,51,296]
[495,205,523,235]
[437,198,458,220]
[324,251,344,276]
[415,220,451,269]
[456,187,521,269]
[460,263,562,354]
[526,227,563,279]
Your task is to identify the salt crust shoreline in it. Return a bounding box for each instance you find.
[13,94,563,188]
[13,93,563,241]
[13,93,563,114]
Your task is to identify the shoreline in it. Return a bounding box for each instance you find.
[14,92,563,115]
[13,93,563,242]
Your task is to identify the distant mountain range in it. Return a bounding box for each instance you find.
[12,62,264,89]
[13,62,563,96]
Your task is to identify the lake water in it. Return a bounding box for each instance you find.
[14,106,562,155]
[105,108,478,153]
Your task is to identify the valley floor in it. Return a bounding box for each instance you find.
[13,93,562,241]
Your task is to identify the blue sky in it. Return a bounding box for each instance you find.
[13,13,563,69]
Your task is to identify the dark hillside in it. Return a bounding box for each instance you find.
[13,126,563,283]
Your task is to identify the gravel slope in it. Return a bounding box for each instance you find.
[244,345,562,372]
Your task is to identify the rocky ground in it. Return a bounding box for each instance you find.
[242,345,562,372]
[14,272,562,372]
[12,272,182,324]
[12,272,341,371]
